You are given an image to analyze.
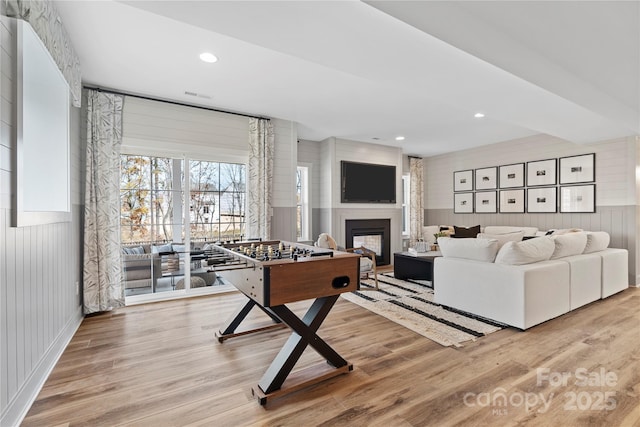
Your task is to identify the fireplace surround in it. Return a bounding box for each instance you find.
[345,219,391,265]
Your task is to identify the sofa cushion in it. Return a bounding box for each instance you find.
[550,233,588,259]
[122,245,144,255]
[484,226,538,237]
[453,225,481,238]
[172,243,186,253]
[477,231,524,249]
[548,228,584,235]
[422,225,440,244]
[495,236,555,265]
[438,237,499,262]
[583,231,610,254]
[151,243,173,254]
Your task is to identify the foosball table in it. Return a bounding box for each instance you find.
[210,240,361,404]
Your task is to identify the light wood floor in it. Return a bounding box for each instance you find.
[23,285,639,426]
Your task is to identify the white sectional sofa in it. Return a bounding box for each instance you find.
[430,226,629,330]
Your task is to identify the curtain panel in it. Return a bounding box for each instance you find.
[83,90,125,314]
[409,156,424,248]
[246,118,274,240]
[5,0,82,107]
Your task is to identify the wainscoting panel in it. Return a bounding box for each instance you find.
[0,14,83,426]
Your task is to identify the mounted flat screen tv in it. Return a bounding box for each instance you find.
[341,161,396,203]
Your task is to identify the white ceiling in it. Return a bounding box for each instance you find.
[53,0,639,157]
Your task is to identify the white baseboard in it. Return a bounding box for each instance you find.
[0,306,83,427]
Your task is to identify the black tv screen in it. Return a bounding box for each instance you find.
[341,161,396,203]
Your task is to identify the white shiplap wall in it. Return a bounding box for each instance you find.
[271,118,297,240]
[303,137,403,253]
[425,135,635,209]
[122,96,250,163]
[423,134,639,284]
[1,15,83,426]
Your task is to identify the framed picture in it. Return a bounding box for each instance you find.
[527,187,557,213]
[499,163,524,188]
[453,170,473,192]
[499,189,525,213]
[475,191,497,213]
[454,192,474,213]
[560,185,596,213]
[475,167,497,190]
[526,158,557,187]
[559,153,595,184]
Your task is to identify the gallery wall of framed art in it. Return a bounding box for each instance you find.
[452,153,596,214]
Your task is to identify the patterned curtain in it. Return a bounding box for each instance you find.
[83,90,125,314]
[409,156,424,248]
[5,0,82,107]
[246,118,274,240]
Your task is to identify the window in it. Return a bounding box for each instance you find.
[120,155,184,244]
[402,174,410,236]
[120,154,245,298]
[296,165,310,241]
[190,160,246,244]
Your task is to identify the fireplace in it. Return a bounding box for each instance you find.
[345,219,391,265]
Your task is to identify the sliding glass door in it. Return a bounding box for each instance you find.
[120,154,245,299]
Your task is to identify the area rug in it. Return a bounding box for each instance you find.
[341,273,506,347]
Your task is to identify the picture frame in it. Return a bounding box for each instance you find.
[454,192,474,213]
[527,187,557,213]
[526,158,557,187]
[560,184,596,213]
[475,167,498,190]
[453,169,473,192]
[559,153,595,184]
[499,189,525,213]
[499,163,524,188]
[475,191,497,213]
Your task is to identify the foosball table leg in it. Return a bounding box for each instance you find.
[256,295,351,397]
[215,297,285,342]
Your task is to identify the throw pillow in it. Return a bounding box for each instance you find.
[583,231,610,254]
[438,237,499,262]
[494,236,555,265]
[452,225,481,238]
[477,231,524,249]
[550,233,588,259]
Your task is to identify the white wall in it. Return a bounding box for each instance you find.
[122,96,249,162]
[302,137,403,258]
[425,135,635,209]
[423,134,639,284]
[271,118,297,241]
[1,15,84,426]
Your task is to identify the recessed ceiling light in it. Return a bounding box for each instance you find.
[199,52,218,63]
[395,136,405,141]
[474,112,485,118]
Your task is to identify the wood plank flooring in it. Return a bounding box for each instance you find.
[22,286,640,426]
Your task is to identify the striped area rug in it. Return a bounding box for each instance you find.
[341,273,506,347]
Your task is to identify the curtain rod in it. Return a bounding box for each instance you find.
[83,85,270,121]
